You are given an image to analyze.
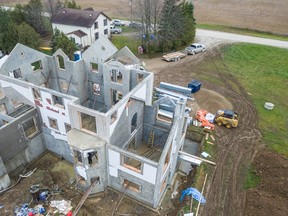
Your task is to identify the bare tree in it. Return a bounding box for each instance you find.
[44,0,62,17]
[133,0,163,49]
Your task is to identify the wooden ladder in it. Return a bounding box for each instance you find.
[72,180,98,216]
[147,130,155,148]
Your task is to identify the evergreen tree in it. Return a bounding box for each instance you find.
[158,0,185,51]
[51,28,77,59]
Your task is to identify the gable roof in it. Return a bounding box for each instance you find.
[51,8,110,28]
[67,29,87,38]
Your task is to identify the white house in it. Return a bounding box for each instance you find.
[51,8,111,47]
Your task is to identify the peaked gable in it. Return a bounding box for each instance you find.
[0,43,48,73]
[82,37,118,64]
[51,8,110,28]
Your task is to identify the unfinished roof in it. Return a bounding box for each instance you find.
[67,29,87,38]
[51,8,109,28]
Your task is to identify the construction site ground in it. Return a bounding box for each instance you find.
[1,46,287,216]
[0,1,287,215]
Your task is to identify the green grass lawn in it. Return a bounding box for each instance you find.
[111,35,142,55]
[217,44,288,156]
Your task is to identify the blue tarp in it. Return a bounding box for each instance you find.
[180,187,206,204]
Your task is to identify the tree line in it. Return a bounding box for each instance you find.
[133,0,196,54]
[0,0,196,56]
[0,0,79,56]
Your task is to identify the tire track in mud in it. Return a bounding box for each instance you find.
[200,46,263,216]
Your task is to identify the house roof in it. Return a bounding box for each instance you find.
[51,8,110,28]
[67,29,87,38]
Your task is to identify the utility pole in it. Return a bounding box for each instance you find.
[129,0,133,23]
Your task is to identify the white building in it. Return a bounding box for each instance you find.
[51,8,111,47]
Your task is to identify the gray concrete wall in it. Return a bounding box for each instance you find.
[109,169,155,206]
[0,108,42,162]
[0,44,51,86]
[42,127,73,163]
[0,156,11,190]
[4,133,45,173]
[110,99,144,148]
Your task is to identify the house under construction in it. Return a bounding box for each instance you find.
[0,37,189,208]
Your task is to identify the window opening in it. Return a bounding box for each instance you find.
[104,29,108,35]
[91,177,100,185]
[31,60,43,71]
[110,90,122,105]
[60,81,69,92]
[87,151,98,166]
[22,117,38,138]
[0,104,7,114]
[94,22,98,29]
[65,123,71,133]
[9,68,22,78]
[95,32,99,40]
[123,179,140,193]
[122,155,142,173]
[160,177,167,193]
[163,145,172,174]
[32,88,41,100]
[57,55,65,69]
[52,95,64,108]
[128,137,136,150]
[110,110,117,124]
[76,175,86,186]
[92,83,100,95]
[74,150,83,163]
[110,69,122,83]
[79,112,97,134]
[104,19,108,26]
[90,62,98,73]
[48,117,58,130]
[137,73,144,83]
[131,113,137,133]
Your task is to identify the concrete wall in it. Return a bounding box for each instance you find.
[0,108,42,163]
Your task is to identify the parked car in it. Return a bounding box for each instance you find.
[185,43,206,55]
[128,21,142,29]
[110,25,122,34]
[113,19,125,26]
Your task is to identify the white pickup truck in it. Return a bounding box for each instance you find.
[162,51,186,62]
[110,25,122,34]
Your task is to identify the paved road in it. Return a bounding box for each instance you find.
[196,29,288,49]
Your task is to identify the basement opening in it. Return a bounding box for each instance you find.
[22,117,38,138]
[123,179,141,193]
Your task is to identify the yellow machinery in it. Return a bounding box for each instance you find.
[214,110,239,128]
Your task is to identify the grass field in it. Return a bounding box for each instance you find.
[214,44,288,156]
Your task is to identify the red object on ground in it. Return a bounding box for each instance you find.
[195,109,215,130]
[28,212,34,216]
[66,211,73,216]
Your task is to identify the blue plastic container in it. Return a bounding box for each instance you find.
[188,80,201,93]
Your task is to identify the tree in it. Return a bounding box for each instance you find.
[181,2,196,45]
[45,0,62,16]
[157,0,196,51]
[51,28,77,59]
[24,0,47,36]
[1,22,41,52]
[64,0,81,9]
[133,0,162,52]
